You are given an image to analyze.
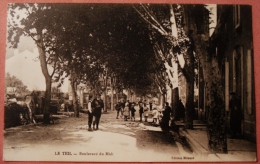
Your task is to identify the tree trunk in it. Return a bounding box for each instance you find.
[161,92,166,108]
[170,4,196,129]
[36,29,52,124]
[43,77,52,124]
[70,77,79,117]
[204,57,227,153]
[79,88,84,108]
[111,86,114,111]
[185,77,194,128]
[103,90,107,112]
[103,76,108,112]
[187,9,227,151]
[184,47,195,129]
[172,88,180,120]
[181,4,227,153]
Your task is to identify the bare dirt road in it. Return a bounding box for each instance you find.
[3,110,193,162]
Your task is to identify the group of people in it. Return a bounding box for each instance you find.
[115,100,160,122]
[85,93,175,132]
[114,100,173,129]
[86,92,242,138]
[87,94,104,131]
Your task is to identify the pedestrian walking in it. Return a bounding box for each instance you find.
[138,101,144,122]
[87,96,93,131]
[143,103,149,122]
[91,94,104,130]
[160,102,172,131]
[152,107,159,124]
[134,102,140,117]
[229,92,242,138]
[115,101,122,119]
[130,103,136,121]
[123,101,130,121]
[149,102,153,111]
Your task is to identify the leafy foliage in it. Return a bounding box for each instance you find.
[5,72,30,97]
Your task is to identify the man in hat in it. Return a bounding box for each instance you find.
[91,94,104,130]
[115,100,123,119]
[161,102,172,131]
[229,92,242,138]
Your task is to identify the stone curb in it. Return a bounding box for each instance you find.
[179,128,209,157]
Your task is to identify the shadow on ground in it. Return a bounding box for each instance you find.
[136,130,179,154]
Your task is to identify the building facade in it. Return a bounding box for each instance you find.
[212,5,255,142]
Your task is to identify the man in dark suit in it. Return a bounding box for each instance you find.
[91,94,104,130]
[229,92,242,138]
[161,102,172,131]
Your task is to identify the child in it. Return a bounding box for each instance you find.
[130,103,136,121]
[152,107,159,124]
[123,102,130,121]
[143,104,149,122]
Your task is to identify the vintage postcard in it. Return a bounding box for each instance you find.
[1,1,258,163]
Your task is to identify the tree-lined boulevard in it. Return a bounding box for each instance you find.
[5,3,256,161]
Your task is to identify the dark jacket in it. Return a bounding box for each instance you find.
[229,97,242,130]
[163,105,172,120]
[130,105,136,115]
[138,101,144,113]
[91,98,104,115]
[115,103,122,111]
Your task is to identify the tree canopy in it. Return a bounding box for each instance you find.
[5,72,30,97]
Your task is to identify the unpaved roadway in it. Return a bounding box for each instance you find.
[4,110,193,162]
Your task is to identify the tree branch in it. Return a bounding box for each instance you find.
[133,5,167,36]
[153,43,166,60]
[50,60,57,78]
[141,4,168,34]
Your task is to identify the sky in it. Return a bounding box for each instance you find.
[5,40,69,92]
[6,36,36,59]
[207,4,217,36]
[5,47,46,91]
[5,4,70,92]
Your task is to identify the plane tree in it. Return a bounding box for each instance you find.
[55,4,166,110]
[182,5,227,153]
[7,4,74,123]
[8,4,115,118]
[133,4,195,129]
[133,4,227,153]
[79,5,159,104]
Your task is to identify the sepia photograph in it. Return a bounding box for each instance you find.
[2,2,257,163]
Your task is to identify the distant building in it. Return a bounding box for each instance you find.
[5,87,16,94]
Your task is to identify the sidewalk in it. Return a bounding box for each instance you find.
[177,121,257,162]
